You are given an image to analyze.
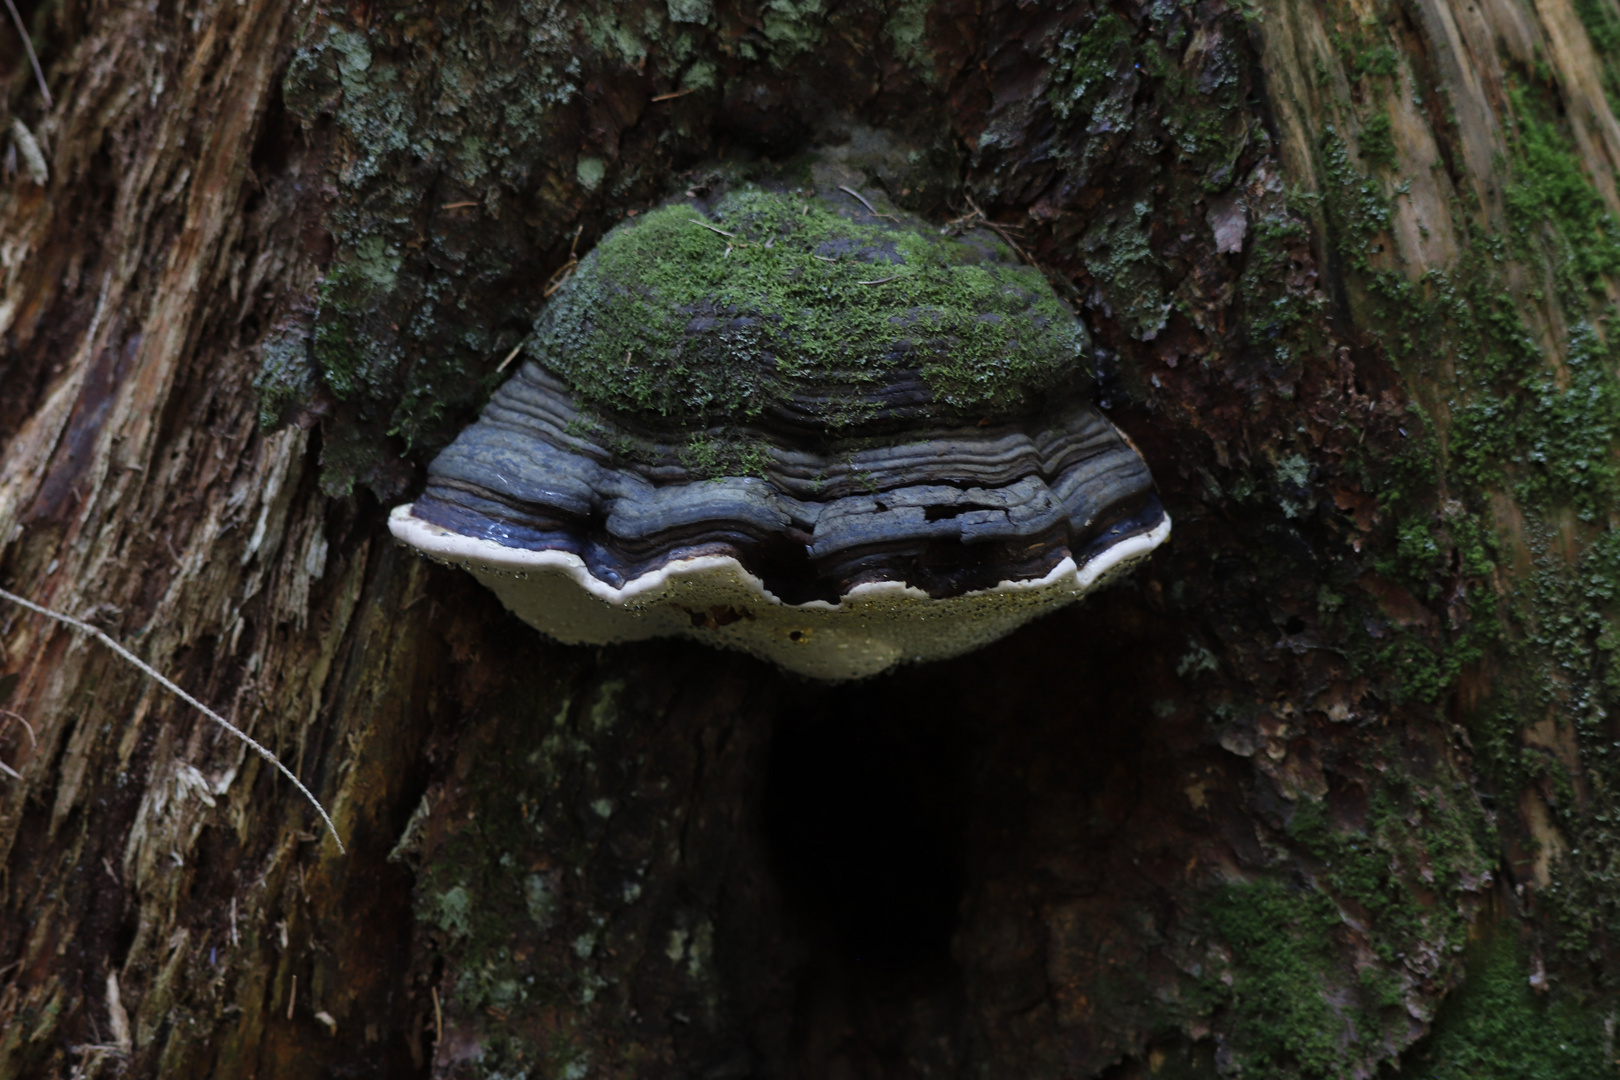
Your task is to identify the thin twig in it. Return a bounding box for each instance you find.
[839,185,879,215]
[984,222,1031,263]
[494,341,525,373]
[858,275,901,285]
[440,201,478,210]
[650,87,695,102]
[0,586,345,853]
[960,194,1025,233]
[0,702,34,779]
[689,218,737,238]
[3,0,51,108]
[69,1044,126,1057]
[838,185,896,220]
[432,986,443,1046]
[0,708,34,746]
[542,223,584,298]
[957,193,1034,265]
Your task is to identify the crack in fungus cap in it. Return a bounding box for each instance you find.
[391,169,1169,680]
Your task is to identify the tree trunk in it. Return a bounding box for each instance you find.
[3,0,1619,1076]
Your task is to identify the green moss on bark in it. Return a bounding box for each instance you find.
[1205,881,1350,1078]
[1307,23,1620,1035]
[1406,931,1610,1079]
[271,6,588,496]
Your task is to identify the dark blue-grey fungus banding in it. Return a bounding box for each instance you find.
[409,365,1164,605]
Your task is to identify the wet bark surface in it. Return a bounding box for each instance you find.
[3,0,1620,1077]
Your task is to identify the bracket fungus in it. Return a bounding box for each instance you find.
[390,177,1169,680]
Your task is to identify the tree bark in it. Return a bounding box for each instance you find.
[2,0,1620,1077]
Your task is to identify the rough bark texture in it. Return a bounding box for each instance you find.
[4,0,1620,1077]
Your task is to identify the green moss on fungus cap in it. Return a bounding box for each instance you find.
[529,184,1088,430]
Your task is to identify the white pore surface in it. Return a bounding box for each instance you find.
[388,504,1171,680]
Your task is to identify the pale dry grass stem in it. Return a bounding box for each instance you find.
[0,586,345,853]
[2,0,51,108]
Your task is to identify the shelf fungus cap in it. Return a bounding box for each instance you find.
[390,178,1170,680]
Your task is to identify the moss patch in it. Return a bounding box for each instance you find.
[1289,781,1485,962]
[1358,110,1396,171]
[1047,14,1135,126]
[1206,880,1351,1078]
[1574,0,1620,116]
[1504,84,1620,300]
[1404,930,1610,1079]
[531,186,1085,433]
[1307,22,1620,1028]
[1203,768,1492,1077]
[252,329,318,429]
[273,6,591,496]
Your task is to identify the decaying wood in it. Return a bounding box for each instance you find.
[3,0,1620,1076]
